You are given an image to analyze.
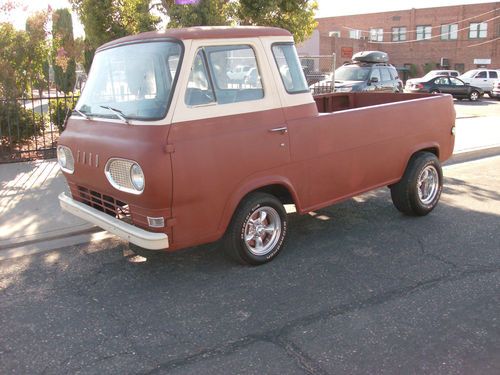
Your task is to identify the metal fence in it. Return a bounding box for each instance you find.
[300,55,336,95]
[0,89,79,163]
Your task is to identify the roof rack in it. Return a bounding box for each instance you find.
[352,51,389,63]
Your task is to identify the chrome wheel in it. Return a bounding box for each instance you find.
[243,206,282,256]
[417,165,439,205]
[469,91,479,101]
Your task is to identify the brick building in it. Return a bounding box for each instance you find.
[297,2,500,76]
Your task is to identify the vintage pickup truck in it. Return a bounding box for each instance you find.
[58,27,455,265]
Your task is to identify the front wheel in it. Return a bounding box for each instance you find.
[224,192,288,265]
[390,152,443,216]
[469,90,480,101]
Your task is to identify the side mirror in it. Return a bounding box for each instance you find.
[465,83,470,86]
[370,77,379,83]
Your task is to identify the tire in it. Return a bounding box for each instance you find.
[390,152,443,216]
[430,90,440,94]
[469,90,480,101]
[224,192,288,265]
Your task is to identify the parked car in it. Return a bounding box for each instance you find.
[58,28,455,265]
[311,51,402,94]
[404,76,483,101]
[490,79,500,100]
[459,69,499,96]
[227,65,252,81]
[405,69,459,89]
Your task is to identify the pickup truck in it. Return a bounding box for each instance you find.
[58,27,455,265]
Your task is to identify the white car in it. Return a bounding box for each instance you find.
[459,69,500,95]
[227,65,252,81]
[405,70,459,91]
[490,79,500,100]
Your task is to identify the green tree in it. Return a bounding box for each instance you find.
[26,11,51,93]
[52,8,76,93]
[70,0,161,72]
[160,0,318,43]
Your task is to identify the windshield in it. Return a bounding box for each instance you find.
[460,70,477,78]
[335,66,371,81]
[76,41,182,121]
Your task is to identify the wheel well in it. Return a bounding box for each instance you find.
[414,147,439,159]
[251,184,295,205]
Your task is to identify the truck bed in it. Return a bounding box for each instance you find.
[313,92,435,113]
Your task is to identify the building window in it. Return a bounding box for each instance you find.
[416,25,432,40]
[454,63,464,73]
[370,28,383,42]
[441,24,458,40]
[349,29,362,39]
[392,27,406,41]
[328,31,341,38]
[469,22,487,38]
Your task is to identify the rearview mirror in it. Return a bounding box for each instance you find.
[370,77,379,83]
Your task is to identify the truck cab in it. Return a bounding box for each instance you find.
[58,27,455,265]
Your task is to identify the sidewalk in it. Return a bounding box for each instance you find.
[1,115,499,260]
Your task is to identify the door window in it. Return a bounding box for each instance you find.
[475,71,487,78]
[434,77,449,85]
[205,45,264,104]
[489,71,498,79]
[450,78,464,86]
[370,68,381,81]
[272,43,309,94]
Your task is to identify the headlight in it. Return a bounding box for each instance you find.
[130,164,145,191]
[57,145,74,174]
[105,158,145,194]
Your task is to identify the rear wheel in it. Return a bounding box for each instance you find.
[469,90,480,101]
[390,152,443,216]
[224,192,288,265]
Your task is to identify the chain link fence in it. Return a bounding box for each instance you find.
[300,55,336,95]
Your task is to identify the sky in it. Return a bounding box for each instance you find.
[0,0,497,37]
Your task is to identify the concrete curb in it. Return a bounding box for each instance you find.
[445,146,500,166]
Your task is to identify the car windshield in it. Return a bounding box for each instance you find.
[335,66,371,81]
[460,70,478,78]
[76,41,182,121]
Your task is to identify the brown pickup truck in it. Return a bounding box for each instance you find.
[58,27,455,265]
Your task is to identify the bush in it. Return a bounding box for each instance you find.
[0,101,43,146]
[49,96,78,133]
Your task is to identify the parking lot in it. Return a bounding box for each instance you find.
[1,151,499,374]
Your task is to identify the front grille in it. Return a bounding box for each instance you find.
[77,186,131,222]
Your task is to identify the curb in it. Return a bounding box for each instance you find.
[445,146,500,166]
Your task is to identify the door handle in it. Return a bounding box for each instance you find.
[269,127,288,134]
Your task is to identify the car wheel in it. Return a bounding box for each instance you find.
[469,90,480,101]
[390,152,443,216]
[224,192,288,265]
[430,89,439,94]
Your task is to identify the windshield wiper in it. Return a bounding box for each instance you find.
[100,105,130,124]
[72,109,92,120]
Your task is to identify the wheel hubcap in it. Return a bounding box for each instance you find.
[244,207,281,256]
[471,92,478,100]
[417,165,439,205]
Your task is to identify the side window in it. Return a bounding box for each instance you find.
[185,49,216,106]
[476,71,487,78]
[272,43,309,94]
[370,68,381,81]
[450,78,464,86]
[380,68,392,82]
[490,71,498,79]
[435,77,449,85]
[204,45,264,104]
[389,67,399,80]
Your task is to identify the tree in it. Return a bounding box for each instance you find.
[70,0,161,72]
[160,0,318,43]
[52,8,76,93]
[25,11,50,93]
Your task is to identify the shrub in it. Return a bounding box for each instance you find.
[0,101,43,147]
[49,96,78,133]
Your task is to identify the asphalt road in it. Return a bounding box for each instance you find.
[1,156,499,375]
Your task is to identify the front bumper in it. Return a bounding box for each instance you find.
[59,192,169,250]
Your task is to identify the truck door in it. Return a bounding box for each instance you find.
[168,44,290,247]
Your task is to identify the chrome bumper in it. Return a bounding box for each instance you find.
[58,192,169,250]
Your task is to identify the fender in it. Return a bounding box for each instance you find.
[217,174,301,234]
